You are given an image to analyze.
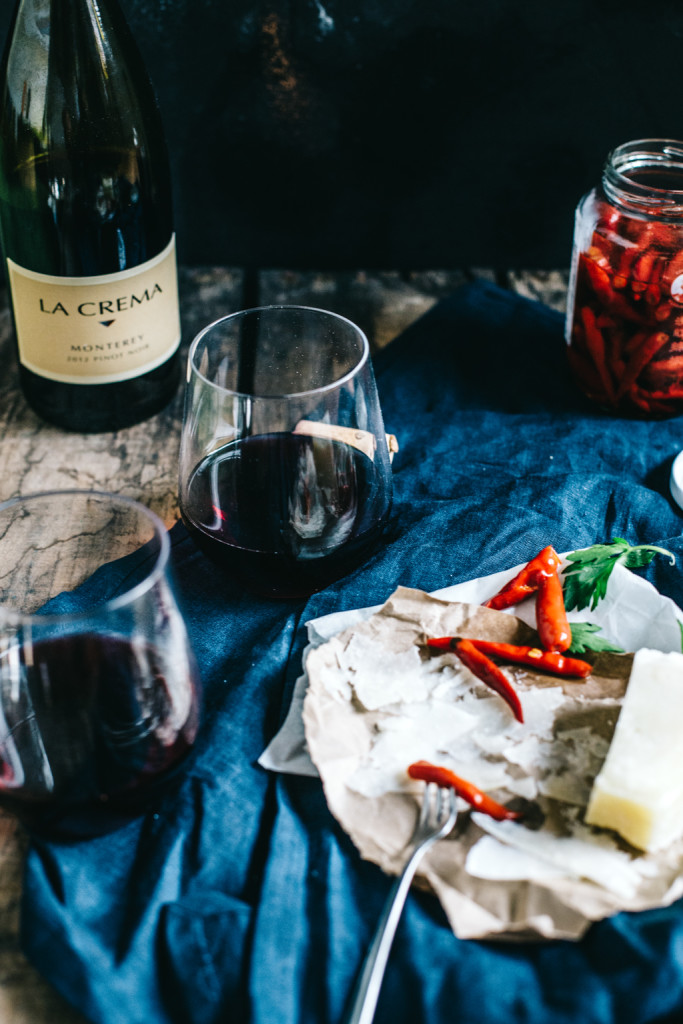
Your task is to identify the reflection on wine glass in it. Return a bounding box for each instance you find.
[178,305,394,598]
[0,491,200,838]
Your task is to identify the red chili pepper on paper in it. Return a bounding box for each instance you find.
[407,761,521,821]
[536,571,571,653]
[427,637,590,678]
[450,638,524,722]
[484,545,560,610]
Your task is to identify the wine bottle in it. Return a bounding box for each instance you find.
[0,0,181,432]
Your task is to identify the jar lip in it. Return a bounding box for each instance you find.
[603,138,683,215]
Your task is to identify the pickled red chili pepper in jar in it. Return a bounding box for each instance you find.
[566,139,683,418]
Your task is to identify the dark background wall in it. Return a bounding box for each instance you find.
[2,0,683,270]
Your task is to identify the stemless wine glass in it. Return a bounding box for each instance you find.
[0,490,200,838]
[178,305,394,598]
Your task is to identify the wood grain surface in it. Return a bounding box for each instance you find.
[0,266,569,1023]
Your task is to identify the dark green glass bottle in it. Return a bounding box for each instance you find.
[0,0,180,432]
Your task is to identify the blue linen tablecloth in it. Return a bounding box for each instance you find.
[21,280,683,1024]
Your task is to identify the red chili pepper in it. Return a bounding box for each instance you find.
[616,245,638,280]
[580,306,616,402]
[632,247,660,284]
[580,255,649,324]
[645,284,662,306]
[637,221,678,249]
[646,387,683,399]
[567,345,605,397]
[642,354,683,378]
[407,761,521,821]
[616,331,670,398]
[623,329,650,354]
[627,385,673,416]
[605,339,626,380]
[450,638,524,722]
[536,571,571,653]
[587,243,610,266]
[661,247,683,287]
[582,255,615,305]
[427,637,591,678]
[484,545,560,610]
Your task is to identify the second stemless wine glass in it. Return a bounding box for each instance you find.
[0,490,200,838]
[178,305,394,598]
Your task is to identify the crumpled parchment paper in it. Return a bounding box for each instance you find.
[300,584,683,941]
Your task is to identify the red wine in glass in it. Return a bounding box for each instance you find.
[0,632,199,838]
[180,432,391,598]
[0,489,201,840]
[178,306,394,595]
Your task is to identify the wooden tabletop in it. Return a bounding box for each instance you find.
[0,266,568,1023]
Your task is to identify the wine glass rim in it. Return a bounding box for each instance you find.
[0,489,170,625]
[187,304,371,399]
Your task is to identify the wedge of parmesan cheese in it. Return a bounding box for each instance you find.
[585,648,683,852]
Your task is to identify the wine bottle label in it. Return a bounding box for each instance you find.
[7,236,181,384]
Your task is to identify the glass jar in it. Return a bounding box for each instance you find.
[566,139,683,418]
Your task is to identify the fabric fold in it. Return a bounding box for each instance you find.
[19,280,683,1024]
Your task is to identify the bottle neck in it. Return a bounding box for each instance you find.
[602,139,683,219]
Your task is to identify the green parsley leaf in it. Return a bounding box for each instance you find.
[679,619,683,654]
[566,622,624,654]
[562,539,675,612]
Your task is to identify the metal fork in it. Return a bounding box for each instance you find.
[344,784,458,1024]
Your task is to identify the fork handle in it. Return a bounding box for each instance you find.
[343,844,425,1024]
